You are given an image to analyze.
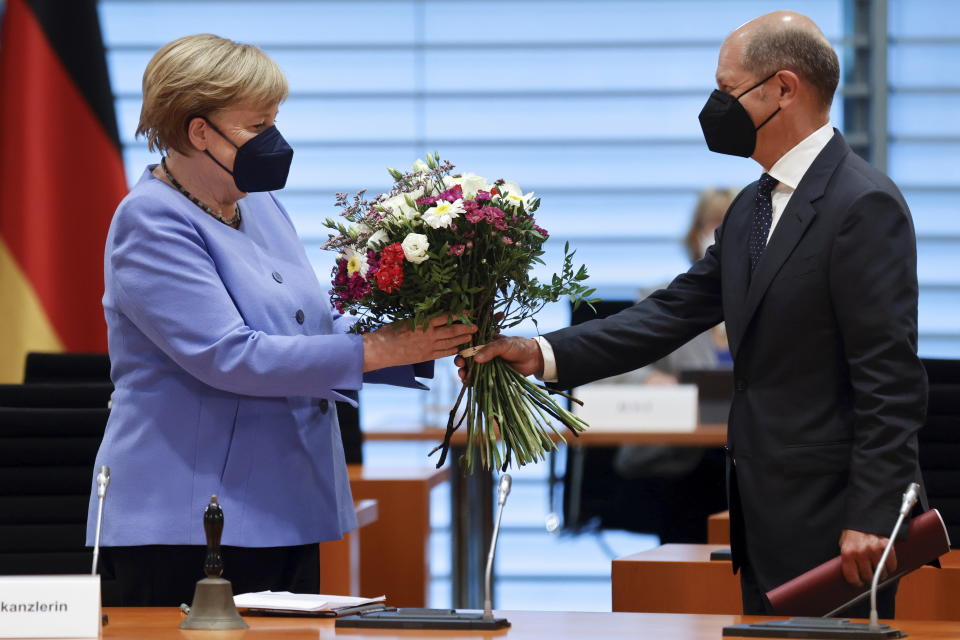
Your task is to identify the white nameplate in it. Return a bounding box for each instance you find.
[572,384,698,432]
[0,575,100,638]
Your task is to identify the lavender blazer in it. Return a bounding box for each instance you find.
[86,167,429,548]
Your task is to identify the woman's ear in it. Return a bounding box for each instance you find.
[185,116,208,152]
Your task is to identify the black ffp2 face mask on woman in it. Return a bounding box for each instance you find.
[698,72,781,158]
[202,118,294,192]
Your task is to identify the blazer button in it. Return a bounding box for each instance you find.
[272,271,283,283]
[735,379,747,392]
[295,309,305,324]
[319,399,330,413]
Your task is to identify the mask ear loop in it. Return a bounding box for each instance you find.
[194,116,240,177]
[735,71,779,100]
[754,106,781,131]
[736,71,782,133]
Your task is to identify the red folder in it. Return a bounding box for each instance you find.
[766,508,951,616]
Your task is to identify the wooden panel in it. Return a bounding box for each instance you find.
[612,544,741,615]
[318,500,378,597]
[707,510,730,544]
[346,465,449,607]
[612,544,960,621]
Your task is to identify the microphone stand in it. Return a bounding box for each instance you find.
[724,482,920,639]
[337,473,513,631]
[868,483,919,630]
[91,466,110,575]
[484,474,511,620]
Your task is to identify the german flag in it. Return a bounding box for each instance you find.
[0,0,127,382]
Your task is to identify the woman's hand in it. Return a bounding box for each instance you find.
[362,316,477,372]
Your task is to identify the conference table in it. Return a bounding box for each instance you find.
[99,607,960,639]
[365,424,727,608]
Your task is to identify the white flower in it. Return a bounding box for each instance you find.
[412,158,430,173]
[382,194,418,221]
[499,180,523,198]
[423,199,465,229]
[342,246,369,278]
[366,229,389,250]
[404,186,424,206]
[401,233,430,264]
[499,180,536,209]
[445,172,493,199]
[347,222,370,239]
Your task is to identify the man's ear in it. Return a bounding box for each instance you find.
[185,116,209,152]
[774,70,801,108]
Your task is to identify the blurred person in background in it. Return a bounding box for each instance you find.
[609,187,737,542]
[650,186,738,382]
[87,34,475,606]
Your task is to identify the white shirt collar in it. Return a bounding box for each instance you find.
[767,123,835,190]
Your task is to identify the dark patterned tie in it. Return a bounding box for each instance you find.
[749,173,779,271]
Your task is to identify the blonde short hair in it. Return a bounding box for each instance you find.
[684,187,739,263]
[137,34,288,154]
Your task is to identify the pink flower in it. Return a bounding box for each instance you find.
[437,184,463,202]
[480,206,508,230]
[448,244,466,256]
[502,236,514,245]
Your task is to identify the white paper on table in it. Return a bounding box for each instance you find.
[233,591,386,612]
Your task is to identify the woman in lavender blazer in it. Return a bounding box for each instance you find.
[86,34,475,606]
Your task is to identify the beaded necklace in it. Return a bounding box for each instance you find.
[160,157,241,229]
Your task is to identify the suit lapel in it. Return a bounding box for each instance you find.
[733,130,850,346]
[720,191,754,354]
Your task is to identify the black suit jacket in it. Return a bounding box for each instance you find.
[545,131,928,591]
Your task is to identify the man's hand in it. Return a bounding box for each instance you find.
[839,529,896,587]
[454,336,545,380]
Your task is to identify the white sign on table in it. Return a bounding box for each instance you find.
[572,383,698,432]
[0,575,100,639]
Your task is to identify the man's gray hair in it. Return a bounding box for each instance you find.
[742,26,840,109]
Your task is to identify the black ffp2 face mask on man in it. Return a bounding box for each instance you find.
[202,117,294,193]
[698,72,781,157]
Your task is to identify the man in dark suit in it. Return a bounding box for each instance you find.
[459,11,927,617]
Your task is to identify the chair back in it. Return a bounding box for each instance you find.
[0,407,108,575]
[0,383,112,409]
[918,370,960,547]
[24,353,110,384]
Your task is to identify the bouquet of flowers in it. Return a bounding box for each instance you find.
[324,153,597,472]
